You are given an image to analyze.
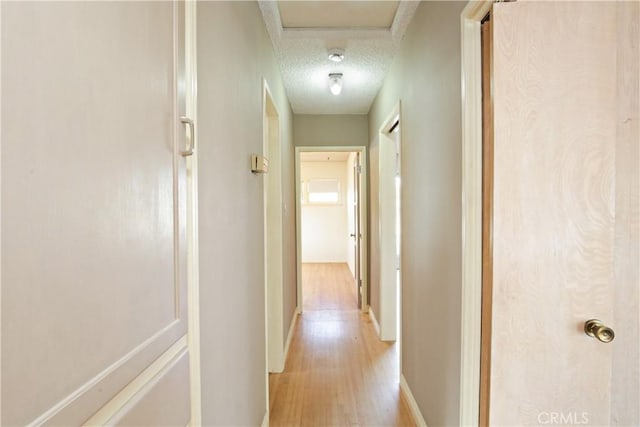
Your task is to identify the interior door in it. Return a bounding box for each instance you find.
[353,153,362,308]
[1,1,192,425]
[488,2,638,425]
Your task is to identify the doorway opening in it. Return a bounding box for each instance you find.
[295,147,368,314]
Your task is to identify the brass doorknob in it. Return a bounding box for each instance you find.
[584,319,615,343]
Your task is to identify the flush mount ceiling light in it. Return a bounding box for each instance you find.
[328,48,345,63]
[328,73,343,95]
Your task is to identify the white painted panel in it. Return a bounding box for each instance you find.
[1,2,188,425]
[301,161,349,263]
[112,349,191,427]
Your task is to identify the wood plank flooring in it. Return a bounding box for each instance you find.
[269,263,415,426]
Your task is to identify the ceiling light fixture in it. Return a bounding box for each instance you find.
[328,48,345,63]
[328,73,343,96]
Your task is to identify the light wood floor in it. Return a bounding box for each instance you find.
[269,263,415,427]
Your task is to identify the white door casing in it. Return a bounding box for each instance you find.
[263,81,285,375]
[378,105,400,342]
[295,146,369,314]
[354,152,363,308]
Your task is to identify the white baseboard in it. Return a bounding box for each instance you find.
[283,311,298,365]
[368,308,381,338]
[261,411,269,427]
[400,374,428,427]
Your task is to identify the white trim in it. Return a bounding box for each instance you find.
[261,411,269,427]
[262,79,286,427]
[283,311,299,364]
[295,146,369,314]
[460,1,492,426]
[84,336,189,426]
[368,308,381,338]
[295,152,303,315]
[390,1,421,43]
[259,0,418,45]
[29,320,184,426]
[282,27,391,40]
[400,375,428,427]
[185,1,202,425]
[377,102,401,342]
[0,5,3,424]
[263,79,285,375]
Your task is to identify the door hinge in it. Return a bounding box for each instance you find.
[356,165,362,174]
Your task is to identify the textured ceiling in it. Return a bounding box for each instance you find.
[259,1,419,115]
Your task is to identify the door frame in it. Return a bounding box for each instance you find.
[377,103,401,342]
[459,1,493,425]
[295,146,369,314]
[262,80,285,376]
[185,1,202,425]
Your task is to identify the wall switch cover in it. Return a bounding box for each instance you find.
[251,155,269,173]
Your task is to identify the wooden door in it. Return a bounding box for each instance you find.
[488,2,638,425]
[1,1,192,425]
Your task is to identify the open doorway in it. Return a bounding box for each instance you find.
[295,147,368,313]
[270,145,413,425]
[300,151,355,309]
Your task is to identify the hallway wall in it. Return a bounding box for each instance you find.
[197,2,295,425]
[368,2,466,426]
[294,114,368,147]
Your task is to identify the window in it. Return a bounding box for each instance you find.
[303,179,341,205]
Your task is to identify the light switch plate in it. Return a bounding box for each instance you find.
[251,155,269,173]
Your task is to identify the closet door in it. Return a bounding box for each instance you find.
[1,1,191,425]
[489,2,638,425]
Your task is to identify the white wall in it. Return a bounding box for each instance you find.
[368,2,466,425]
[301,161,349,263]
[197,2,295,425]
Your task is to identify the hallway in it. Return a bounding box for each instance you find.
[269,263,414,426]
[3,1,638,425]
